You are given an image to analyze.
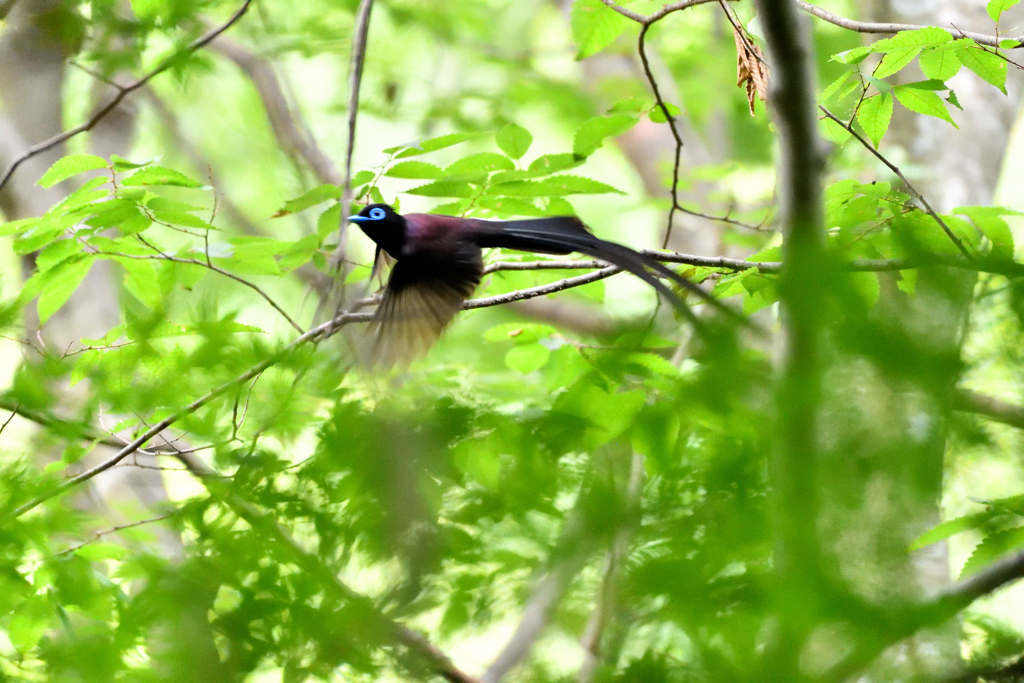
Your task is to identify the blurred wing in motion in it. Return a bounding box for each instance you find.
[368,245,483,368]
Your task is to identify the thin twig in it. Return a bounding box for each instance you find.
[795,1,1024,49]
[53,511,178,557]
[0,0,255,192]
[0,404,18,439]
[335,0,375,266]
[819,107,973,260]
[597,0,729,25]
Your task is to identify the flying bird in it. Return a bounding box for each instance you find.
[348,203,728,366]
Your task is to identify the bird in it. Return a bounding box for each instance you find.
[348,203,732,366]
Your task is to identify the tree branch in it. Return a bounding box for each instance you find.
[0,0,255,192]
[795,1,1024,49]
[336,0,375,263]
[209,36,343,186]
[756,0,827,673]
[819,107,972,260]
[954,390,1024,430]
[597,0,729,26]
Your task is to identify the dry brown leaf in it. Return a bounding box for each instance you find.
[733,27,768,116]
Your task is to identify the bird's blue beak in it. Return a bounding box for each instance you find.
[347,215,371,223]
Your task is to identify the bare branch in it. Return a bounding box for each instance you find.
[954,390,1024,430]
[0,0,255,192]
[336,0,375,260]
[209,36,343,186]
[756,0,827,672]
[796,1,1024,49]
[597,0,729,25]
[53,511,178,557]
[0,0,20,21]
[819,107,973,260]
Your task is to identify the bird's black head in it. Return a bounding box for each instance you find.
[348,203,406,258]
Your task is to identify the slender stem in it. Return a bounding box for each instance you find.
[0,0,255,192]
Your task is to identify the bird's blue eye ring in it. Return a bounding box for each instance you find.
[369,207,386,220]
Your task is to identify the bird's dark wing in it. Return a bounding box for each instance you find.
[368,244,483,368]
[474,217,734,325]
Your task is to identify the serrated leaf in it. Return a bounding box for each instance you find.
[874,46,922,78]
[649,102,682,123]
[445,152,515,175]
[122,166,203,188]
[919,45,961,81]
[497,124,533,159]
[110,154,153,172]
[385,161,445,180]
[820,117,852,145]
[987,0,1022,21]
[317,203,341,239]
[152,211,213,230]
[956,206,1017,259]
[351,170,376,187]
[273,184,340,216]
[894,85,958,127]
[391,132,479,158]
[870,27,952,52]
[956,45,1007,93]
[834,46,870,64]
[489,174,623,197]
[857,93,893,147]
[961,525,1024,576]
[119,259,162,309]
[505,343,551,373]
[405,181,476,198]
[570,0,633,59]
[38,257,94,324]
[910,512,993,551]
[573,114,638,157]
[821,71,854,102]
[37,154,108,188]
[528,153,585,175]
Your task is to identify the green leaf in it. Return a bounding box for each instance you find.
[489,175,623,197]
[38,256,94,324]
[273,184,340,216]
[821,71,854,102]
[317,203,342,239]
[649,102,682,123]
[894,85,958,127]
[961,525,1024,576]
[119,259,163,310]
[385,161,445,180]
[870,27,952,52]
[405,181,476,198]
[573,114,638,157]
[834,46,870,64]
[74,542,130,561]
[445,152,516,176]
[496,124,533,159]
[955,206,1019,259]
[570,0,633,59]
[390,132,480,158]
[919,45,962,81]
[37,154,107,188]
[874,46,922,78]
[528,153,585,175]
[987,0,1022,21]
[956,45,1007,93]
[352,170,376,187]
[122,166,204,188]
[910,512,993,551]
[110,154,153,172]
[820,117,852,146]
[857,93,893,147]
[505,343,551,373]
